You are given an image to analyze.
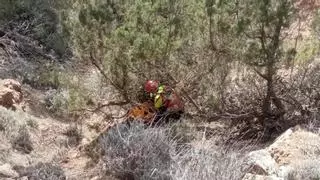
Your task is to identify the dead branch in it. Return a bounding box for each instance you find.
[253,68,268,80]
[72,100,128,112]
[89,51,129,102]
[94,101,129,112]
[71,100,129,121]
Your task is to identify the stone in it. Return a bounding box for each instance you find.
[242,173,284,180]
[2,79,22,94]
[245,126,320,179]
[0,163,19,178]
[0,79,23,110]
[0,89,15,109]
[245,149,278,175]
[7,152,30,167]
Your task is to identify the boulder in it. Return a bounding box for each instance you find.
[245,149,278,175]
[245,126,320,179]
[0,163,19,178]
[0,89,15,108]
[3,79,22,94]
[242,173,284,180]
[7,152,31,167]
[0,79,23,110]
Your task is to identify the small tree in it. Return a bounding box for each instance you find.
[236,0,295,131]
[63,0,191,102]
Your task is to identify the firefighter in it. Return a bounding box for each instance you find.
[144,80,184,119]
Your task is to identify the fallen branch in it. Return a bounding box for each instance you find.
[71,100,129,114]
[184,111,255,122]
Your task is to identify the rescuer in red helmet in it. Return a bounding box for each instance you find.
[144,80,184,117]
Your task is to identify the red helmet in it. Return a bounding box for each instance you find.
[144,80,159,93]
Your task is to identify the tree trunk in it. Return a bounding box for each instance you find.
[261,62,285,133]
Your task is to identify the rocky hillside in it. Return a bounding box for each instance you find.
[0,0,320,180]
[0,76,319,180]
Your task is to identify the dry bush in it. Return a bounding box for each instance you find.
[63,125,82,147]
[0,107,35,151]
[169,143,249,180]
[12,125,33,154]
[99,122,175,180]
[277,62,320,128]
[27,118,39,129]
[99,121,252,180]
[222,69,264,116]
[214,60,320,141]
[213,68,270,141]
[16,162,66,180]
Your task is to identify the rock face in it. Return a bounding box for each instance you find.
[243,126,320,179]
[0,79,23,110]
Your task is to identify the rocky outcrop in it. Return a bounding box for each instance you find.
[243,126,320,179]
[0,79,23,110]
[242,173,283,180]
[0,163,19,178]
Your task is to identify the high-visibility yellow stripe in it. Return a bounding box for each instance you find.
[154,94,162,109]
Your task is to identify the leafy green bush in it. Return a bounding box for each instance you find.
[45,88,90,117]
[312,9,320,40]
[43,70,97,117]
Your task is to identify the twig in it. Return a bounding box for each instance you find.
[253,68,268,80]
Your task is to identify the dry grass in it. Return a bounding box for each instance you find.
[16,162,66,180]
[63,125,82,147]
[99,121,252,180]
[100,122,175,180]
[0,107,34,153]
[169,142,249,180]
[12,125,33,154]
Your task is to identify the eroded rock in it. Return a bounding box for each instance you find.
[0,163,19,178]
[0,79,23,110]
[245,149,278,175]
[242,173,284,180]
[245,126,320,179]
